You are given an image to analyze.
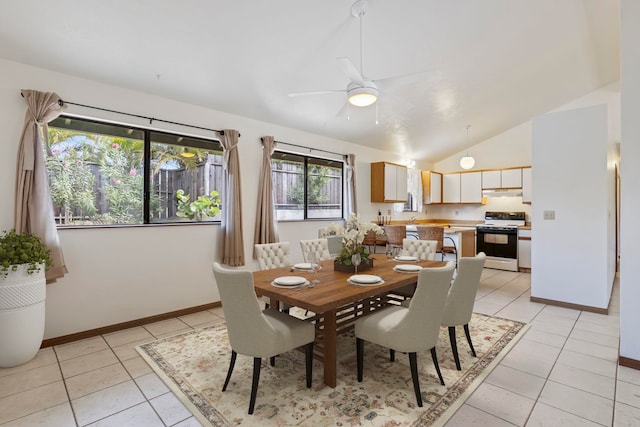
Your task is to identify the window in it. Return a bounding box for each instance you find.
[271,151,343,220]
[46,116,224,226]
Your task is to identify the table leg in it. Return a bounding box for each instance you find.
[323,309,337,388]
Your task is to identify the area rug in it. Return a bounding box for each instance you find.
[137,312,527,426]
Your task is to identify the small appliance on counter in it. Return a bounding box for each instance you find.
[476,211,525,271]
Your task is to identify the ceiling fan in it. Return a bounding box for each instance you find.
[289,0,396,108]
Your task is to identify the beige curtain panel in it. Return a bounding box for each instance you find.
[253,136,279,255]
[219,129,245,266]
[15,90,68,284]
[345,153,358,215]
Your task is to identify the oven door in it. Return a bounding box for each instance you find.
[476,227,518,259]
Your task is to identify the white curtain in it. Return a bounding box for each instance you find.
[408,168,423,213]
[345,154,357,216]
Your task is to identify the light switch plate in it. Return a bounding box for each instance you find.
[543,210,555,220]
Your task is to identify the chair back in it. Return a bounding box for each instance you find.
[392,262,456,351]
[300,238,331,262]
[383,225,406,246]
[441,252,486,327]
[212,262,279,356]
[402,238,439,260]
[325,235,344,258]
[416,226,444,253]
[254,242,292,270]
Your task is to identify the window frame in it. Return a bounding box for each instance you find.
[46,114,224,228]
[271,150,345,221]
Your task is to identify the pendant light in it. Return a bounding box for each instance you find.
[459,125,475,170]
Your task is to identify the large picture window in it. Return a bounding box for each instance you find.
[271,151,343,220]
[46,116,224,226]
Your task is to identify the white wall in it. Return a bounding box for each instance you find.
[0,59,407,339]
[531,104,614,309]
[620,0,640,361]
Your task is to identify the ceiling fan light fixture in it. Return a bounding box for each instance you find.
[348,85,378,107]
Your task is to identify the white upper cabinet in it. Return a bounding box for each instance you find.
[460,171,482,203]
[371,162,408,202]
[522,167,532,203]
[482,168,522,189]
[421,171,442,204]
[443,173,461,203]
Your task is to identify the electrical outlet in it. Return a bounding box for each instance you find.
[543,210,555,220]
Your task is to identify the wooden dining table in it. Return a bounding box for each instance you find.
[252,254,446,388]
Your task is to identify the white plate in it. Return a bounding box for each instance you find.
[273,276,306,286]
[293,263,314,270]
[272,279,310,289]
[349,274,382,284]
[395,255,418,262]
[394,264,422,273]
[348,278,385,287]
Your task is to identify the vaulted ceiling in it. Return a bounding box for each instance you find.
[0,0,619,162]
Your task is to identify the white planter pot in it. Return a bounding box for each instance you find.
[0,264,46,368]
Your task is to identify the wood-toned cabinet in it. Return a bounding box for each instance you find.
[522,167,532,203]
[460,171,482,203]
[421,170,442,204]
[482,168,522,189]
[371,162,408,202]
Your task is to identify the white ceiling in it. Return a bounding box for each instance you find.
[0,0,619,163]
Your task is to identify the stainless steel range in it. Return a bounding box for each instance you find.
[476,211,525,271]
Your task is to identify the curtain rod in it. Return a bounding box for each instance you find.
[262,138,344,157]
[20,92,234,136]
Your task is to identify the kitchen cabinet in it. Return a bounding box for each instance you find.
[421,170,442,204]
[482,168,522,189]
[442,173,461,203]
[460,171,482,203]
[370,162,408,202]
[518,228,531,270]
[522,167,532,203]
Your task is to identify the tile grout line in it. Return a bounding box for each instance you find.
[52,345,81,427]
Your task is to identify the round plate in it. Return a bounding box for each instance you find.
[293,263,313,270]
[273,276,306,286]
[395,255,418,262]
[349,274,382,284]
[394,264,422,272]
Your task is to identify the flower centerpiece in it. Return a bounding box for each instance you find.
[322,213,383,273]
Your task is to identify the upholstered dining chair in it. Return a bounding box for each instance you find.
[254,242,292,270]
[441,252,486,370]
[401,238,439,260]
[300,238,332,262]
[212,262,315,415]
[354,262,456,407]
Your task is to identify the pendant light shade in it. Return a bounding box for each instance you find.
[460,125,475,170]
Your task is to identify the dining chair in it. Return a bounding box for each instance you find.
[212,262,315,415]
[416,225,457,263]
[401,238,439,260]
[441,252,486,370]
[300,238,331,262]
[354,262,456,407]
[254,242,292,270]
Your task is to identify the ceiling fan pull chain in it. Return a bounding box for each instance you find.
[375,102,379,125]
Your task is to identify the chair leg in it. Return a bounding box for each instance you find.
[305,342,313,388]
[248,357,262,414]
[408,352,423,407]
[449,326,461,370]
[222,350,237,391]
[430,347,445,386]
[356,338,364,382]
[269,356,276,367]
[389,348,395,362]
[464,324,477,357]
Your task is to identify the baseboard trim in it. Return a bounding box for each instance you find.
[619,356,640,370]
[529,296,608,315]
[41,301,222,348]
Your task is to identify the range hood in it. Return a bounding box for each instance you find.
[482,189,523,198]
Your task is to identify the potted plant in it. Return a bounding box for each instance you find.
[176,189,222,221]
[0,229,52,367]
[325,213,383,273]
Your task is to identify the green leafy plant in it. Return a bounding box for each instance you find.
[0,230,52,277]
[176,189,222,221]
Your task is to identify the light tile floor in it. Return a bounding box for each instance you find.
[0,269,638,426]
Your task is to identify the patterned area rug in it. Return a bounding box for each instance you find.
[137,312,527,426]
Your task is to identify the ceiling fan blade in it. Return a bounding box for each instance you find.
[288,90,346,97]
[337,57,364,84]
